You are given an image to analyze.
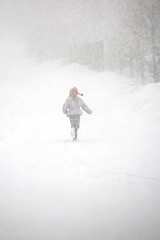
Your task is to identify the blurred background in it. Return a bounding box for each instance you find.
[1,0,160,83]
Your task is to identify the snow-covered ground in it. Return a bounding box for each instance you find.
[0,43,160,240]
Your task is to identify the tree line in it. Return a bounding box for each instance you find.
[19,0,160,83]
[69,0,160,83]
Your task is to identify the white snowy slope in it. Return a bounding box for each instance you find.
[0,44,160,240]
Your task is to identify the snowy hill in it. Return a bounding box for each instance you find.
[0,45,160,240]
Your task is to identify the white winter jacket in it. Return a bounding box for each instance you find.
[62,96,92,117]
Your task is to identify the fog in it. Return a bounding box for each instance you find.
[1,0,160,81]
[0,0,120,60]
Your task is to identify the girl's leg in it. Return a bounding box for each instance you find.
[69,115,80,140]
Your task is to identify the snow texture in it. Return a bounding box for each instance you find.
[0,43,160,240]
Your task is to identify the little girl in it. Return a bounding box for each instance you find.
[62,87,92,140]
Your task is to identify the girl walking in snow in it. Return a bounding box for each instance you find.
[62,87,92,140]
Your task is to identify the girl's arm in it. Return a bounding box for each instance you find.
[81,100,92,114]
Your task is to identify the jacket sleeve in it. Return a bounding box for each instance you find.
[81,100,92,114]
[62,98,69,114]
